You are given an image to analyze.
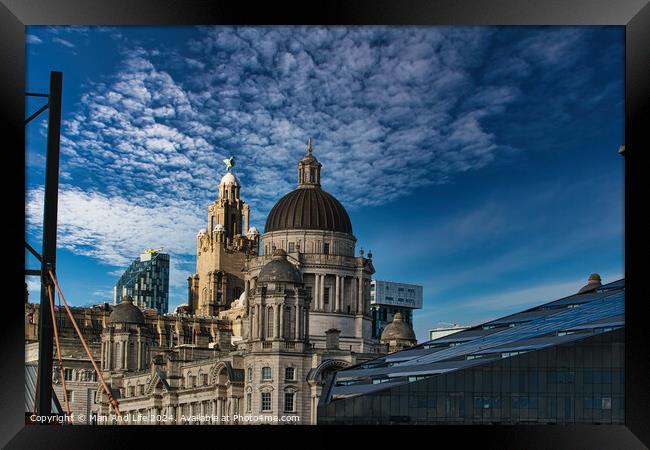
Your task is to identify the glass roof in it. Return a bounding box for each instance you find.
[325,279,624,401]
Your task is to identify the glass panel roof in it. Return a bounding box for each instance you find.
[326,279,624,402]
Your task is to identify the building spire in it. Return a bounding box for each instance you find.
[298,137,321,188]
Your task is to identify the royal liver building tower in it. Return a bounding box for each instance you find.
[94,140,409,425]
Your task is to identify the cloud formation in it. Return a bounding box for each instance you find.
[26,185,203,290]
[25,26,622,310]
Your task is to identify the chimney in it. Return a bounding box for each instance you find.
[325,328,341,350]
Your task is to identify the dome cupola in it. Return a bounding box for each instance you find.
[380,312,416,342]
[257,248,302,284]
[108,295,145,325]
[264,138,352,234]
[577,273,602,294]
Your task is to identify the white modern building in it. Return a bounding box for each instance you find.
[428,323,470,341]
[370,280,423,340]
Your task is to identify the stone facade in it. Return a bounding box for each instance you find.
[27,141,390,425]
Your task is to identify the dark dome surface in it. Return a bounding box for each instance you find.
[264,187,352,234]
[108,296,145,325]
[258,249,302,284]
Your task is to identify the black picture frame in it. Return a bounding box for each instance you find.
[2,0,648,447]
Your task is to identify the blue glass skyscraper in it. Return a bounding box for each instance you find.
[113,250,170,314]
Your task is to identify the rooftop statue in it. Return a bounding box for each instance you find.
[223,155,236,172]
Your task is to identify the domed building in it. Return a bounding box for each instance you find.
[243,139,378,353]
[380,312,417,353]
[94,139,387,426]
[101,296,152,373]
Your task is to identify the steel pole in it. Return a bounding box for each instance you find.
[36,71,62,415]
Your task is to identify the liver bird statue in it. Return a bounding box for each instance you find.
[223,155,236,172]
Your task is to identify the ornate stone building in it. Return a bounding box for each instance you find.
[29,140,417,425]
[188,170,259,316]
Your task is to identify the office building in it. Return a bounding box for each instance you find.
[113,249,170,314]
[429,323,470,341]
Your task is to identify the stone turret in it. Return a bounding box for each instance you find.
[380,312,417,353]
[578,273,602,294]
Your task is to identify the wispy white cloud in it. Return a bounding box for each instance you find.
[26,34,42,44]
[52,37,76,48]
[25,185,204,290]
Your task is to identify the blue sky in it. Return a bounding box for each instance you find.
[25,26,624,342]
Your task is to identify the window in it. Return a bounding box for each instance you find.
[64,368,74,381]
[288,242,295,253]
[261,392,272,412]
[602,397,612,410]
[323,243,329,254]
[247,367,252,382]
[261,366,272,380]
[284,392,295,412]
[202,374,209,385]
[246,393,252,413]
[66,390,74,403]
[323,287,330,305]
[285,367,295,380]
[139,385,145,395]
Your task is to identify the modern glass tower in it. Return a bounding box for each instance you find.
[319,278,624,425]
[113,250,170,314]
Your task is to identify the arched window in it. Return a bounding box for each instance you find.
[261,366,272,380]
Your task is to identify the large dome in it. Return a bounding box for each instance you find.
[264,187,352,234]
[108,296,145,325]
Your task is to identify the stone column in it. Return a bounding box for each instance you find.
[357,276,363,314]
[244,280,250,309]
[137,335,142,370]
[279,305,284,340]
[124,339,129,369]
[335,275,341,312]
[304,304,310,342]
[295,305,300,339]
[314,273,320,311]
[319,274,325,312]
[259,304,264,340]
[221,274,228,308]
[274,305,280,339]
